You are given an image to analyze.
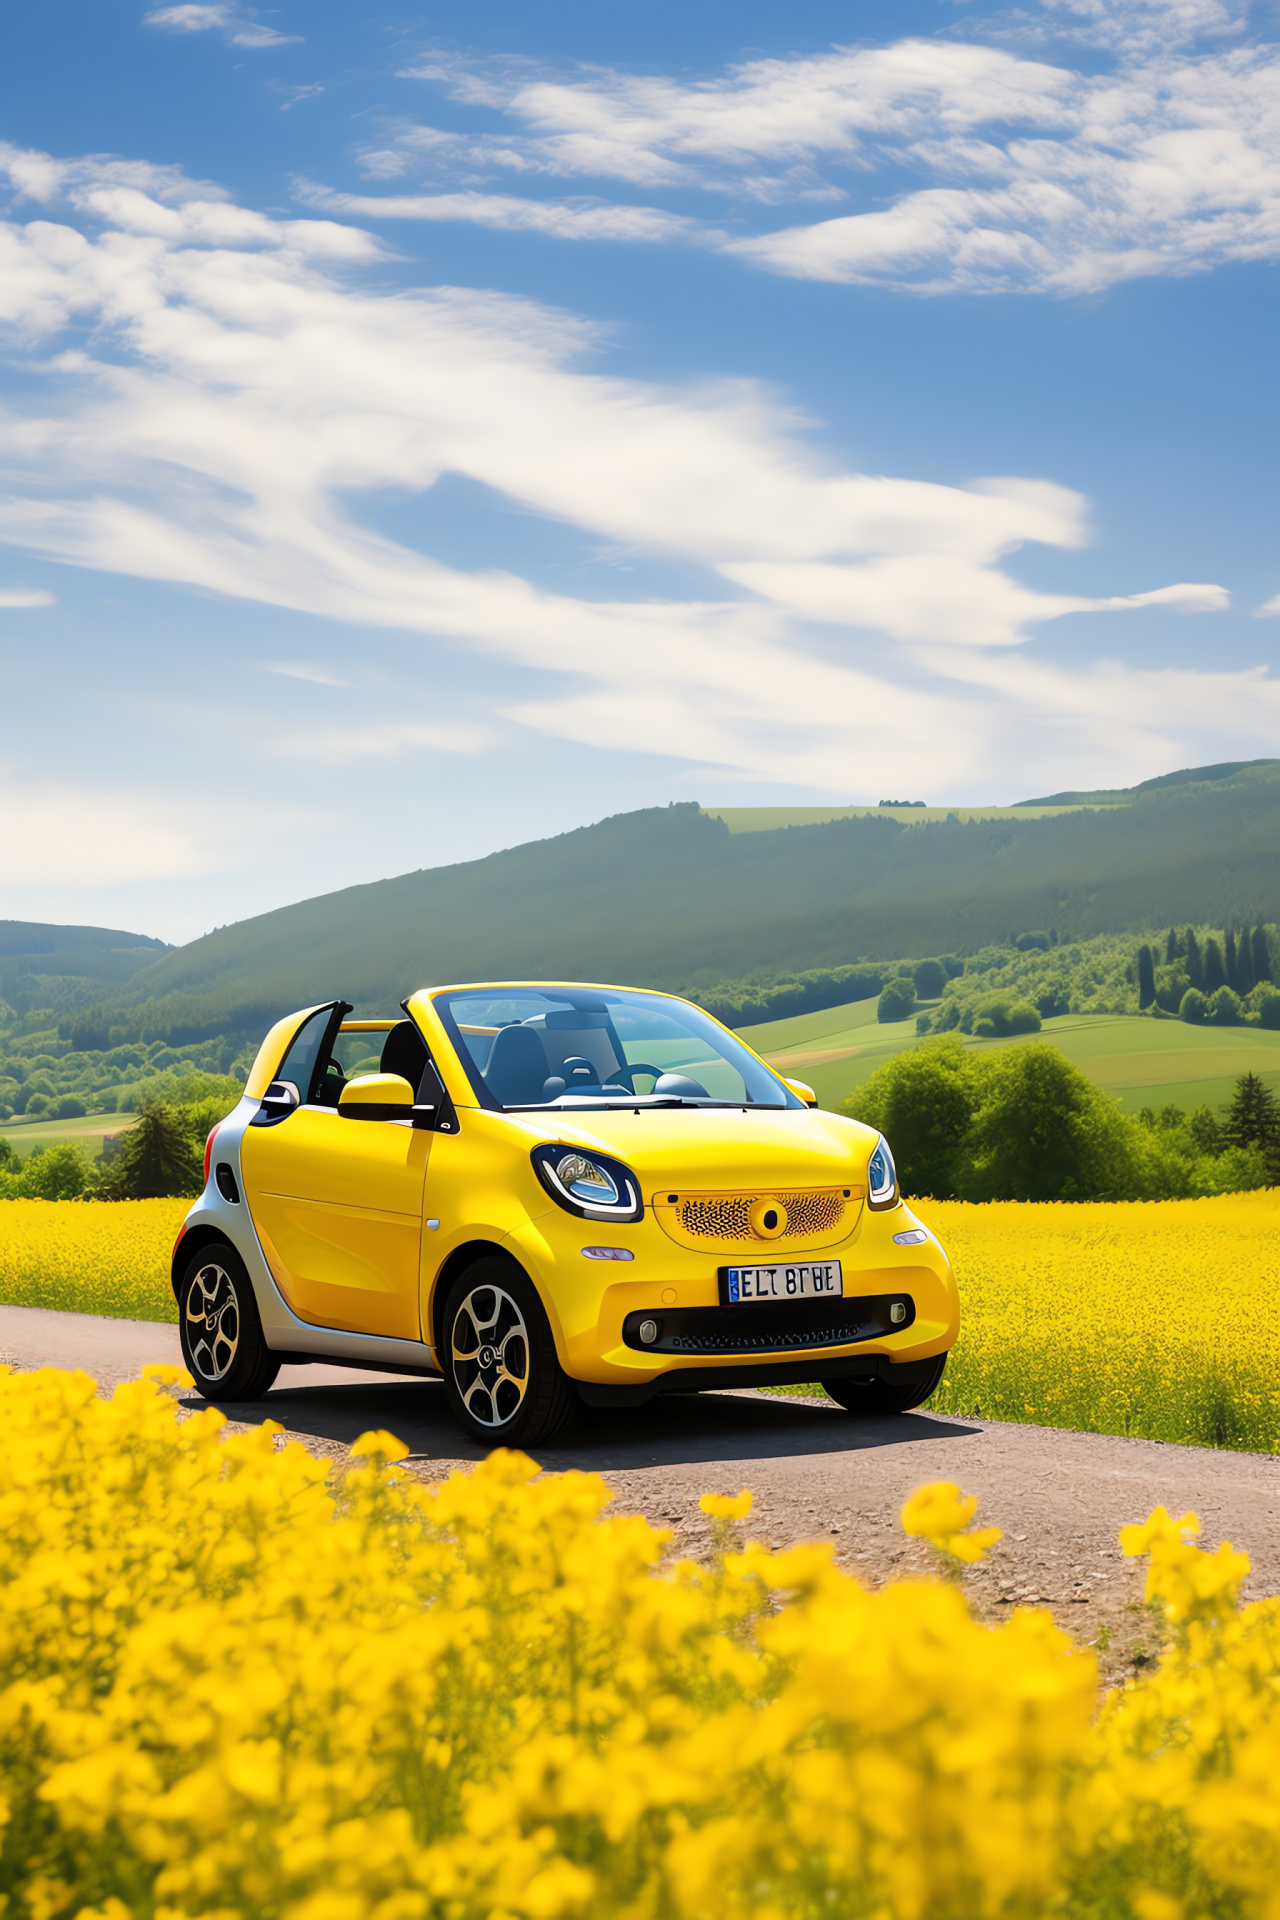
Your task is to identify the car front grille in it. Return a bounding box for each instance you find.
[622,1292,914,1357]
[669,1188,849,1243]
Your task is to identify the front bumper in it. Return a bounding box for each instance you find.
[500,1199,959,1389]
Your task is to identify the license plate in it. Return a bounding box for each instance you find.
[720,1260,843,1304]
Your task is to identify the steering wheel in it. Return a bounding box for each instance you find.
[618,1063,664,1092]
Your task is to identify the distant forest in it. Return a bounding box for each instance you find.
[32,760,1280,1051]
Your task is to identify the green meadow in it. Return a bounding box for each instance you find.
[703,803,1116,832]
[743,997,1280,1115]
[0,1112,135,1162]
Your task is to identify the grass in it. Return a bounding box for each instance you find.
[0,1112,136,1161]
[741,996,1280,1114]
[0,1199,184,1320]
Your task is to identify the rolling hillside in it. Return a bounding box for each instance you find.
[60,759,1280,1045]
[743,998,1280,1115]
[0,920,171,1017]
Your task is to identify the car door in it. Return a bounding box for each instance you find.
[239,1005,431,1339]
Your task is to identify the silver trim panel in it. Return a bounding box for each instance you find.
[179,1095,442,1377]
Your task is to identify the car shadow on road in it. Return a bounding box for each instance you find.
[190,1375,980,1473]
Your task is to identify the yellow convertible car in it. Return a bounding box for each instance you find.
[175,983,959,1445]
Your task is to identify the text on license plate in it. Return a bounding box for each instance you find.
[722,1260,843,1304]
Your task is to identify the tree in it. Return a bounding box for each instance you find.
[21,1143,90,1200]
[1165,927,1180,964]
[1223,1072,1279,1151]
[1137,944,1156,1009]
[1207,986,1243,1026]
[1179,988,1208,1024]
[1251,983,1280,1029]
[1253,926,1273,984]
[1203,938,1227,994]
[842,1035,976,1199]
[953,1044,1143,1203]
[1185,929,1204,989]
[104,1102,203,1199]
[913,958,948,999]
[877,977,916,1023]
[1225,929,1239,989]
[1238,927,1256,995]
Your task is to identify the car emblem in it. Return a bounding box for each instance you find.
[478,1343,496,1368]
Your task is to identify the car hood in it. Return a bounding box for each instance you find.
[502,1103,877,1194]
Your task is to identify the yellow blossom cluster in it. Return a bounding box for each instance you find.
[922,1190,1280,1451]
[3,1366,1280,1920]
[900,1479,1002,1565]
[0,1199,184,1320]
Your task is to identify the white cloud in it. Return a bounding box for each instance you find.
[261,660,349,685]
[391,4,1280,293]
[142,4,300,48]
[0,142,1257,803]
[0,587,53,607]
[292,179,700,243]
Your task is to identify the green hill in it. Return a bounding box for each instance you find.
[61,759,1280,1046]
[0,920,171,1018]
[743,999,1280,1115]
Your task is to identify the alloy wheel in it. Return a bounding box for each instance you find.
[184,1260,241,1384]
[450,1282,530,1428]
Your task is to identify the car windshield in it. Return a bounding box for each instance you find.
[433,986,803,1112]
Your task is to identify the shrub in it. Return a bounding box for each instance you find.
[969,995,1042,1039]
[49,1094,87,1120]
[1180,987,1208,1023]
[876,976,916,1022]
[1207,985,1244,1026]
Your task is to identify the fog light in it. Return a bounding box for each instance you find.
[638,1318,659,1344]
[889,1302,907,1325]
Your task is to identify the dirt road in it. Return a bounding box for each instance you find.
[5,1302,1278,1675]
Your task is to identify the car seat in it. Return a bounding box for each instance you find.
[484,1023,551,1105]
[380,1020,430,1095]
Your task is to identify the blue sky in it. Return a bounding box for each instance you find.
[1,0,1278,941]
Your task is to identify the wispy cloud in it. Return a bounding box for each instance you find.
[261,661,349,686]
[0,140,1259,803]
[0,587,53,608]
[387,0,1280,293]
[142,4,300,48]
[292,178,700,243]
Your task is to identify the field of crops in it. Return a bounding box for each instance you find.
[921,1191,1280,1450]
[1,1362,1276,1920]
[3,1193,1279,1453]
[0,1198,183,1320]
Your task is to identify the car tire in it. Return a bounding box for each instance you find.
[441,1256,576,1449]
[822,1353,947,1416]
[178,1241,281,1402]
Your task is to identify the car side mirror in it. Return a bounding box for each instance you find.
[782,1076,819,1109]
[338,1072,416,1121]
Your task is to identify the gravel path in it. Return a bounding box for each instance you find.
[6,1302,1278,1681]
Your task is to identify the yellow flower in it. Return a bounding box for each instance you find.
[699,1489,753,1522]
[900,1479,1002,1565]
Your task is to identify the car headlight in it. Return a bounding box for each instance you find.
[532,1144,643,1222]
[867,1133,899,1210]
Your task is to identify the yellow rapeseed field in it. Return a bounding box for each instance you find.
[0,1199,184,1320]
[922,1191,1280,1451]
[2,1192,1278,1449]
[0,1364,1275,1920]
